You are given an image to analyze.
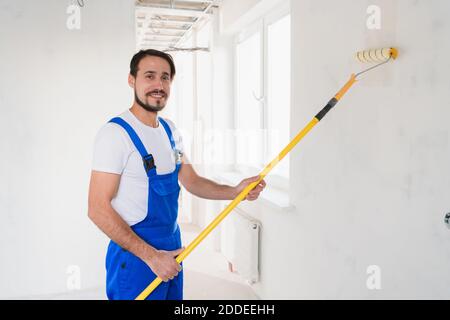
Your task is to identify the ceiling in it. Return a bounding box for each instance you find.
[135,0,219,52]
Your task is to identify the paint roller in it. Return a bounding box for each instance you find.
[355,47,398,63]
[135,46,399,300]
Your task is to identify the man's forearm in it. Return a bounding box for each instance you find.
[88,204,156,260]
[188,176,237,200]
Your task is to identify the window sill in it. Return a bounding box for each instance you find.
[214,171,295,212]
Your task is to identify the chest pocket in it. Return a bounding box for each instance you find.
[149,173,180,196]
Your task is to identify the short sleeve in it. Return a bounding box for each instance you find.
[92,123,131,174]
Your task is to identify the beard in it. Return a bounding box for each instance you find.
[134,89,166,113]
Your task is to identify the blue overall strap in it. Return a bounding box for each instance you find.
[159,117,182,172]
[109,117,149,157]
[159,118,176,150]
[109,117,156,176]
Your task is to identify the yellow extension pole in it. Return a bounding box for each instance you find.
[136,74,357,300]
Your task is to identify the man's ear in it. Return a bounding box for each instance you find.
[128,74,135,88]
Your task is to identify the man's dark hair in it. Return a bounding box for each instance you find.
[129,49,176,79]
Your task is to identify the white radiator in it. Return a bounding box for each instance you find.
[221,208,261,284]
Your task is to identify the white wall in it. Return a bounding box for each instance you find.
[215,0,450,299]
[0,0,135,298]
[286,0,450,299]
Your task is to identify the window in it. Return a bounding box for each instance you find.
[236,31,264,170]
[235,9,291,186]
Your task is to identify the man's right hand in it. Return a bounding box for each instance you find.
[144,247,184,282]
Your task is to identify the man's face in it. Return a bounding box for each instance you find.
[129,55,172,113]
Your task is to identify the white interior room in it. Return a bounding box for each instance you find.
[1,0,450,300]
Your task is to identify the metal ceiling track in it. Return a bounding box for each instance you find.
[135,0,219,52]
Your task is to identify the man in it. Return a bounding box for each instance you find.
[88,49,266,300]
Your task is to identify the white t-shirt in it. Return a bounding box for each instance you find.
[92,109,185,226]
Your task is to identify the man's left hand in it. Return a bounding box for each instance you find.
[234,175,266,201]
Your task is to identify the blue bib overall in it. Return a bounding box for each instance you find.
[105,117,183,300]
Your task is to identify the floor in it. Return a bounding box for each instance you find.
[27,223,259,300]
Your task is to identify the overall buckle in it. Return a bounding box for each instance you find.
[143,154,156,172]
[174,149,183,164]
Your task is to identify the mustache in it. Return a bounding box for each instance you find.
[146,89,166,97]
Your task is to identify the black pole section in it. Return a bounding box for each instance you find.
[315,97,338,121]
